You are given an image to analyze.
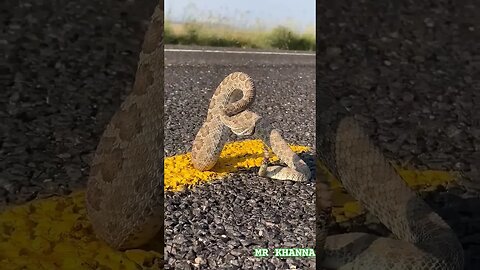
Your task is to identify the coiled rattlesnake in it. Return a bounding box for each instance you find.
[316,91,465,269]
[191,72,312,182]
[84,3,464,269]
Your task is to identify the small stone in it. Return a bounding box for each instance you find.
[326,46,342,57]
[413,55,425,62]
[402,92,415,102]
[446,125,461,138]
[194,257,204,265]
[57,153,71,159]
[424,18,435,28]
[329,62,340,70]
[389,32,399,38]
[454,162,466,171]
[0,179,21,194]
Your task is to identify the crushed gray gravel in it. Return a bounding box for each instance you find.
[0,0,156,207]
[1,0,478,269]
[164,166,316,270]
[164,55,316,269]
[317,0,480,268]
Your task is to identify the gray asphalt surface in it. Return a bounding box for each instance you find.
[317,1,479,269]
[164,48,316,269]
[1,0,478,269]
[0,0,156,208]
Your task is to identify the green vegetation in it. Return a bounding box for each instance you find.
[164,20,315,51]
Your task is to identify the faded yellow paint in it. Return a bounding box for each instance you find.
[321,163,459,223]
[0,192,161,269]
[0,139,459,268]
[164,139,310,191]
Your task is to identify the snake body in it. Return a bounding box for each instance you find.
[191,72,312,182]
[85,3,164,250]
[316,91,464,269]
[84,4,464,269]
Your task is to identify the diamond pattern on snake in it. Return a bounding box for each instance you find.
[190,71,312,182]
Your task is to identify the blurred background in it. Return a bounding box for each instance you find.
[165,0,316,51]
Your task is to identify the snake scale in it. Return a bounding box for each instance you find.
[316,90,464,269]
[85,3,164,250]
[85,3,465,269]
[191,72,312,182]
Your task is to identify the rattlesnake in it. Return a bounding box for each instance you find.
[85,3,164,250]
[316,91,465,269]
[84,3,464,269]
[191,72,312,182]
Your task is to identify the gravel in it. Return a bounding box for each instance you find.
[164,59,316,269]
[317,0,480,268]
[0,0,156,207]
[1,0,478,268]
[164,172,316,269]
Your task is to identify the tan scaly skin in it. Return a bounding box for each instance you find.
[191,72,312,182]
[85,5,463,269]
[316,103,465,269]
[85,3,164,250]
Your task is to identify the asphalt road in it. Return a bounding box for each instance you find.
[164,47,316,269]
[317,1,479,269]
[1,0,478,269]
[0,0,156,208]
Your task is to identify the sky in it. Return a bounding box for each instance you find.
[165,0,315,32]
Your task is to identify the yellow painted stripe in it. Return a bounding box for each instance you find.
[0,192,161,269]
[164,139,310,191]
[320,163,459,223]
[0,139,459,268]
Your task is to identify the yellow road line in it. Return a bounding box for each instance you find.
[0,192,161,269]
[164,139,310,191]
[320,164,459,222]
[0,139,459,269]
